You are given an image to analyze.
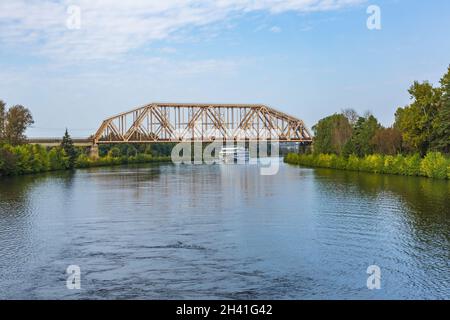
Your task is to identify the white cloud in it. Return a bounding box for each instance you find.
[0,0,364,62]
[270,26,282,33]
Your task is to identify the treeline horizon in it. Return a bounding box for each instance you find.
[310,65,449,157]
[0,99,174,176]
[2,65,449,178]
[286,65,450,179]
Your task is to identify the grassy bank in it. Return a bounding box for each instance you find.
[0,143,171,177]
[285,152,450,180]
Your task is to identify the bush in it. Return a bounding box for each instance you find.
[403,154,421,176]
[284,151,449,180]
[285,153,299,164]
[31,144,50,173]
[361,154,384,173]
[391,154,405,175]
[317,154,334,168]
[420,152,448,179]
[75,154,92,168]
[346,154,360,171]
[49,147,69,170]
[0,143,172,176]
[383,155,396,174]
[335,156,347,170]
[0,145,18,175]
[108,147,121,158]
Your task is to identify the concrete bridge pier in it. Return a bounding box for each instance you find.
[89,143,99,159]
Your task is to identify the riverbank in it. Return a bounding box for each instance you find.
[0,143,171,177]
[284,152,450,180]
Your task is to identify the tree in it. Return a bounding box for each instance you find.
[342,108,359,126]
[371,127,402,155]
[126,145,137,157]
[4,105,34,145]
[394,81,441,155]
[344,114,380,157]
[312,114,352,155]
[49,147,69,170]
[431,66,450,153]
[61,129,77,169]
[0,100,5,141]
[108,146,121,158]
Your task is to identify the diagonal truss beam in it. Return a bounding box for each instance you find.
[93,103,312,144]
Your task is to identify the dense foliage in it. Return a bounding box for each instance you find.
[0,100,175,177]
[0,142,171,177]
[312,114,352,155]
[287,66,450,180]
[0,101,34,145]
[285,152,450,180]
[98,143,176,158]
[2,67,449,178]
[312,66,450,156]
[393,66,450,155]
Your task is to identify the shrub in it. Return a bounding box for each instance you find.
[0,143,171,176]
[0,145,18,175]
[403,154,421,176]
[317,154,334,168]
[346,154,360,171]
[392,154,405,175]
[285,153,299,164]
[108,147,121,158]
[334,156,347,170]
[75,154,91,168]
[420,152,448,179]
[362,154,384,173]
[383,155,395,174]
[49,147,69,170]
[31,144,50,173]
[284,152,449,180]
[14,145,33,174]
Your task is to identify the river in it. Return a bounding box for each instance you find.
[0,160,448,299]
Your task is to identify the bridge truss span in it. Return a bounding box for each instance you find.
[93,103,312,144]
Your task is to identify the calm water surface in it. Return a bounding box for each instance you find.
[0,161,449,299]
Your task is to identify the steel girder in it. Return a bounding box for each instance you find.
[93,103,312,144]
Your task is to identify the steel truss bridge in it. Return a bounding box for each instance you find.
[93,103,312,145]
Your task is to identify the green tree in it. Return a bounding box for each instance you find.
[431,66,450,153]
[312,114,352,155]
[108,146,121,158]
[394,81,441,155]
[49,147,69,170]
[4,105,34,145]
[345,114,380,157]
[61,129,77,169]
[126,145,137,157]
[0,145,18,175]
[0,100,6,141]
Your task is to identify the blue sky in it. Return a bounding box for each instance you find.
[1,0,449,137]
